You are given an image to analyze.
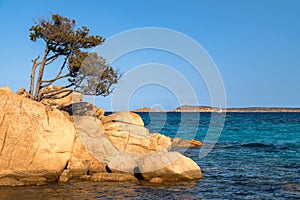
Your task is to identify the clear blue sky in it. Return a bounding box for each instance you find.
[0,0,299,110]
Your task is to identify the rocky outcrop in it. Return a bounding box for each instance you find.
[0,87,76,186]
[69,111,201,181]
[0,86,202,186]
[0,88,111,186]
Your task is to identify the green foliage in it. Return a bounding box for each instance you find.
[29,14,120,100]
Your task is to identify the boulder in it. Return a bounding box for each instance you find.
[138,151,202,181]
[171,138,203,148]
[103,113,171,154]
[102,111,144,126]
[0,88,76,185]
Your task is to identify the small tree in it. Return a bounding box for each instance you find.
[29,14,119,101]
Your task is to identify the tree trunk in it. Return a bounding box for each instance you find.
[34,45,49,100]
[29,55,40,97]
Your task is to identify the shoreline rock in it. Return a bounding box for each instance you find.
[0,86,202,186]
[171,138,203,148]
[138,151,202,181]
[0,87,76,186]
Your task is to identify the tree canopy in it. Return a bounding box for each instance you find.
[29,14,120,101]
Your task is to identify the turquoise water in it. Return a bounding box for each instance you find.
[1,112,300,199]
[141,112,300,199]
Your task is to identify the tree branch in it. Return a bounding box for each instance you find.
[45,54,59,65]
[39,82,75,100]
[102,81,114,97]
[40,53,75,95]
[46,53,60,62]
[41,55,70,88]
[41,72,71,84]
[40,88,73,100]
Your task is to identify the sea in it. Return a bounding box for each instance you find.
[1,112,300,199]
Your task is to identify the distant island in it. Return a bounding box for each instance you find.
[132,107,167,112]
[133,105,300,113]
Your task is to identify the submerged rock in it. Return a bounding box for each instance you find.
[91,172,138,182]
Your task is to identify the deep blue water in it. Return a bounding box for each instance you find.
[1,112,300,199]
[140,112,300,199]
